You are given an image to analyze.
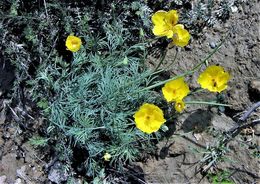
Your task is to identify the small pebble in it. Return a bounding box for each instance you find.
[231,6,238,13]
[209,41,217,49]
[254,123,260,135]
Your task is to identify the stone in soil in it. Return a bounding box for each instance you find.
[48,162,69,184]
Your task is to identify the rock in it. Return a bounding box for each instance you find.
[254,123,260,135]
[16,165,30,182]
[248,80,260,101]
[211,113,236,131]
[3,131,10,139]
[0,175,7,184]
[1,153,18,180]
[48,162,69,184]
[14,178,24,184]
[209,41,217,49]
[231,6,238,13]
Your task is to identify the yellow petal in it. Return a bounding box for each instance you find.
[151,10,167,25]
[165,10,179,26]
[152,25,173,38]
[171,24,190,47]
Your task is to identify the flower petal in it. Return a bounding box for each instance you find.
[171,24,190,47]
[153,25,173,38]
[151,10,167,25]
[165,10,179,26]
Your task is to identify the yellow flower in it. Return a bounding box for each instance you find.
[171,24,190,47]
[197,65,230,93]
[174,100,185,113]
[151,10,190,47]
[103,153,111,161]
[152,10,179,38]
[133,103,166,134]
[162,77,190,102]
[65,35,82,52]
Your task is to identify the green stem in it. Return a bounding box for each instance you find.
[185,100,231,107]
[141,33,229,92]
[154,49,168,71]
[165,48,178,69]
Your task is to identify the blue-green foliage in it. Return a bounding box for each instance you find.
[30,20,160,176]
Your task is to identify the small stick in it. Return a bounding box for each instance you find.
[239,101,260,121]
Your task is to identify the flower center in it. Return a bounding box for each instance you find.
[177,103,182,108]
[71,40,79,46]
[212,79,218,87]
[146,115,151,120]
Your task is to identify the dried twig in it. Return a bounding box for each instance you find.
[239,101,260,121]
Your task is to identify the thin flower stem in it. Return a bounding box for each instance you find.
[141,33,229,92]
[185,100,231,107]
[154,49,168,71]
[165,48,178,69]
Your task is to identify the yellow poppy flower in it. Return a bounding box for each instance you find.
[162,77,190,102]
[151,10,190,47]
[65,35,82,52]
[152,10,178,38]
[103,153,111,161]
[174,100,185,113]
[133,103,166,134]
[171,24,191,47]
[197,65,230,93]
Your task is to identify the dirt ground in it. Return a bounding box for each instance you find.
[0,0,259,183]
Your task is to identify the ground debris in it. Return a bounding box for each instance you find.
[48,162,69,184]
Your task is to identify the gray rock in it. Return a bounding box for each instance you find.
[14,178,24,184]
[48,162,69,184]
[16,165,30,183]
[0,175,7,184]
[254,123,260,135]
[209,41,217,49]
[249,80,260,101]
[211,113,237,131]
